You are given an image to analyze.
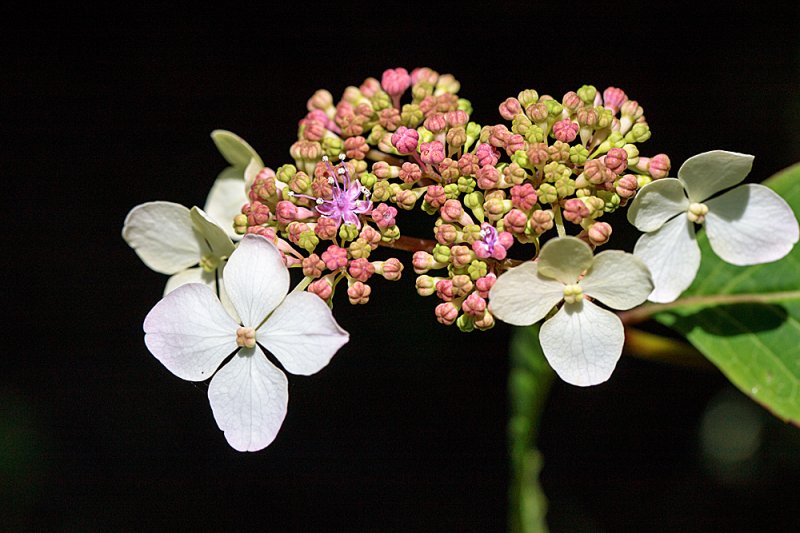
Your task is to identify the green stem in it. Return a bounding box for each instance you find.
[366,148,404,166]
[509,325,554,533]
[618,290,800,327]
[551,204,566,238]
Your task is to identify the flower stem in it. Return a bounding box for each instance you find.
[618,290,800,326]
[378,235,436,254]
[551,204,566,238]
[366,148,404,166]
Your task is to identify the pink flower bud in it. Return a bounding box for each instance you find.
[395,189,418,210]
[583,159,615,188]
[308,277,333,300]
[446,109,469,127]
[462,293,487,318]
[476,143,500,167]
[321,245,348,270]
[505,133,526,155]
[412,251,435,274]
[347,281,371,305]
[526,143,549,166]
[604,147,628,175]
[360,77,381,97]
[302,254,325,278]
[552,119,579,143]
[528,209,554,235]
[275,200,298,224]
[451,274,474,297]
[435,223,459,245]
[616,174,639,199]
[435,279,454,301]
[359,225,381,249]
[399,161,422,184]
[562,198,590,224]
[314,216,339,240]
[348,257,375,282]
[602,87,628,114]
[526,102,548,123]
[423,112,447,133]
[344,136,369,160]
[503,209,528,234]
[475,275,496,298]
[587,221,612,246]
[378,257,403,281]
[300,118,326,142]
[286,222,310,244]
[476,165,501,190]
[372,161,394,179]
[649,153,671,179]
[371,203,397,228]
[244,201,271,226]
[246,225,277,240]
[307,89,333,112]
[450,245,475,269]
[419,141,445,165]
[440,199,465,223]
[424,185,447,209]
[510,183,538,211]
[411,67,439,85]
[499,97,523,120]
[562,91,581,113]
[435,302,459,325]
[458,153,480,176]
[488,125,511,148]
[391,126,419,155]
[381,68,411,97]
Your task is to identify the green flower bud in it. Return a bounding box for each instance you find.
[233,214,248,235]
[625,123,651,143]
[636,174,653,188]
[483,197,512,222]
[443,183,460,200]
[462,224,483,244]
[596,190,621,212]
[348,237,371,259]
[456,314,475,333]
[577,85,597,104]
[370,91,391,111]
[623,143,640,167]
[395,189,419,210]
[421,200,439,216]
[367,124,386,145]
[321,136,344,158]
[360,172,377,189]
[593,132,626,156]
[400,104,423,128]
[582,196,605,218]
[596,107,613,129]
[524,125,545,144]
[543,161,572,183]
[517,89,539,108]
[436,74,460,94]
[538,183,558,204]
[276,164,297,184]
[544,99,564,119]
[555,177,576,199]
[371,180,392,202]
[417,127,434,143]
[298,230,319,253]
[511,114,532,135]
[381,224,401,242]
[457,176,476,194]
[432,243,451,264]
[511,149,530,169]
[412,81,434,101]
[468,260,488,280]
[464,121,482,151]
[339,223,359,242]
[457,98,473,115]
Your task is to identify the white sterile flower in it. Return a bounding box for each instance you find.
[489,237,653,387]
[123,201,235,296]
[143,235,349,451]
[628,150,799,303]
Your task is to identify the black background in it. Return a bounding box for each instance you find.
[5,3,800,531]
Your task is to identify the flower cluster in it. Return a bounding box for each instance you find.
[123,67,799,450]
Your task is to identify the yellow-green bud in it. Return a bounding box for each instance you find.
[381,224,401,242]
[538,183,558,204]
[360,172,377,189]
[339,223,359,242]
[577,85,597,104]
[569,144,589,166]
[348,237,372,259]
[276,164,297,183]
[468,260,488,280]
[433,244,451,264]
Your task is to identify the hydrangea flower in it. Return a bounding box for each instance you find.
[628,150,799,303]
[143,235,349,451]
[489,237,653,386]
[123,201,235,295]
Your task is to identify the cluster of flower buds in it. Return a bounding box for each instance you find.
[233,67,670,328]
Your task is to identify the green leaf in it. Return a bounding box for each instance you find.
[509,325,553,533]
[210,130,264,168]
[655,163,800,424]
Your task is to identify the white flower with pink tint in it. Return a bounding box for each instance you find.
[143,235,349,451]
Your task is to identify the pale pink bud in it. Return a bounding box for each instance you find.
[399,161,422,184]
[451,274,474,297]
[391,126,419,155]
[563,198,590,224]
[526,143,549,166]
[440,199,465,223]
[526,102,548,123]
[377,257,403,281]
[649,153,671,179]
[562,91,581,113]
[552,119,579,143]
[411,67,439,85]
[302,254,325,278]
[245,201,271,226]
[286,222,310,244]
[436,279,455,301]
[382,68,411,97]
[321,245,348,270]
[587,221,612,246]
[476,165,501,190]
[435,223,459,245]
[246,225,277,240]
[528,209,554,235]
[378,108,402,131]
[435,302,459,325]
[462,293,487,318]
[360,77,381,97]
[314,216,339,240]
[419,141,445,165]
[602,87,628,114]
[371,203,397,228]
[584,159,615,188]
[510,183,538,211]
[348,257,375,282]
[275,200,298,224]
[604,147,628,175]
[475,143,500,167]
[300,118,326,141]
[503,209,528,234]
[344,136,369,160]
[423,112,447,133]
[488,125,511,148]
[359,225,382,249]
[308,277,333,300]
[307,89,333,112]
[450,245,475,269]
[372,161,394,179]
[499,97,523,120]
[424,184,447,208]
[475,275,496,298]
[446,109,469,127]
[458,152,480,176]
[505,133,526,155]
[616,174,639,199]
[412,251,436,274]
[416,275,437,296]
[347,281,371,305]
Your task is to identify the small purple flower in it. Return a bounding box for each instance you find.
[293,155,372,228]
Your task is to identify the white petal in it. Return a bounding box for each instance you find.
[204,167,250,240]
[211,130,264,168]
[678,150,754,202]
[537,237,594,284]
[224,235,289,327]
[143,284,238,381]
[539,300,624,387]
[627,178,689,232]
[190,206,235,258]
[489,262,564,326]
[164,267,215,296]
[580,250,654,310]
[208,346,288,452]
[259,292,349,376]
[122,202,202,274]
[705,184,799,265]
[633,215,701,303]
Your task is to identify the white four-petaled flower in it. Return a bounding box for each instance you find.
[489,237,653,387]
[628,150,799,303]
[143,235,349,451]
